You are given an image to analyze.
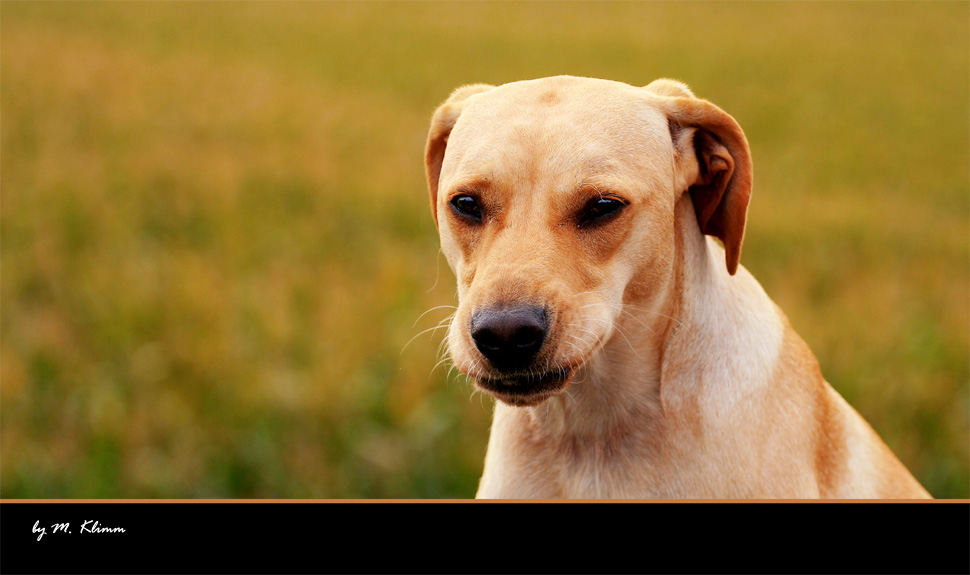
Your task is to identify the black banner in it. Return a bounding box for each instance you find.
[1,501,968,575]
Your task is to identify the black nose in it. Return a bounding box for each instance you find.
[471,306,548,372]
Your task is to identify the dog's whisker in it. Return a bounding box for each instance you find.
[619,303,691,333]
[584,316,644,359]
[425,248,447,294]
[615,308,658,336]
[412,304,458,328]
[401,322,454,356]
[431,354,456,374]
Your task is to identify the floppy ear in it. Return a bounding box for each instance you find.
[644,79,753,276]
[425,84,495,227]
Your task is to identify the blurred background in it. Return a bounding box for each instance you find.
[2,2,967,499]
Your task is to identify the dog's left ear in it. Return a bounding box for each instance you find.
[425,83,495,227]
[644,79,753,276]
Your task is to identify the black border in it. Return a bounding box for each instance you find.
[1,501,968,575]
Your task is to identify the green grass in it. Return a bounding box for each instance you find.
[2,1,967,498]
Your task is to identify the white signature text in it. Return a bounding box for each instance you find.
[33,520,126,541]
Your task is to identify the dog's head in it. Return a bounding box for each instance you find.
[425,76,752,406]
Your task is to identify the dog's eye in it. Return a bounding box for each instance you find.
[580,197,626,226]
[450,194,483,221]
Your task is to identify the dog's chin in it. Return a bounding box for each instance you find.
[475,368,574,407]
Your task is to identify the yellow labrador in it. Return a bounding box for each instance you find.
[424,76,930,499]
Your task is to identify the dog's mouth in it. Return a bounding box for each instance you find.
[475,368,574,406]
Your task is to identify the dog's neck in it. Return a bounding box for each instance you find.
[523,195,783,444]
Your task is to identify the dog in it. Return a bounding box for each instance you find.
[423,76,931,499]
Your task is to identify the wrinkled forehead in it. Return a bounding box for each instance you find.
[441,78,673,191]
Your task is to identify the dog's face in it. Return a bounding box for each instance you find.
[425,76,751,406]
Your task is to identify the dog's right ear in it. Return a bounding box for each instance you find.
[425,84,494,227]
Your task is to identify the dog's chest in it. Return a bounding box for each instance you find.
[515,403,769,499]
[557,453,650,499]
[537,423,674,499]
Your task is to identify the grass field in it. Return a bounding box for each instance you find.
[2,1,967,499]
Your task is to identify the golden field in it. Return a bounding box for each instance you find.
[1,2,967,498]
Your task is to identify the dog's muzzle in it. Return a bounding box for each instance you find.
[469,305,573,405]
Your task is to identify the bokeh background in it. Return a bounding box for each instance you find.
[2,2,967,499]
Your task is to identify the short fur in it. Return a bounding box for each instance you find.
[424,76,930,499]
